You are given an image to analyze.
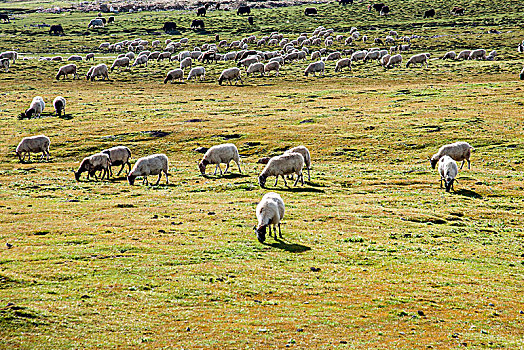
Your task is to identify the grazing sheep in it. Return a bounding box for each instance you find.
[85,53,95,61]
[304,7,317,16]
[238,55,259,68]
[51,56,63,62]
[148,51,161,60]
[53,96,66,117]
[198,143,242,175]
[335,58,351,72]
[284,145,311,181]
[0,58,10,72]
[110,57,130,72]
[0,51,17,64]
[264,61,280,76]
[386,53,402,68]
[406,53,428,68]
[468,49,487,60]
[74,153,111,181]
[304,61,325,77]
[21,96,45,119]
[67,55,83,61]
[180,57,192,70]
[157,51,172,62]
[164,68,184,83]
[218,67,242,85]
[457,50,472,60]
[128,154,169,186]
[86,64,109,81]
[88,18,104,28]
[16,135,50,162]
[132,55,148,67]
[345,37,353,45]
[430,141,474,170]
[351,50,367,62]
[311,51,321,61]
[237,6,250,15]
[187,66,205,81]
[247,62,265,77]
[364,50,381,62]
[441,51,457,60]
[102,146,132,176]
[323,51,341,61]
[381,54,391,67]
[254,192,285,243]
[258,153,304,188]
[424,8,436,18]
[438,155,458,192]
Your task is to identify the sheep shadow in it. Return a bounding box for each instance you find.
[455,188,482,199]
[264,186,324,193]
[58,113,73,120]
[202,173,248,179]
[265,238,311,253]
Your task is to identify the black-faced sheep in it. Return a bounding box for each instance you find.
[438,155,458,192]
[127,154,169,186]
[74,153,111,181]
[254,192,285,243]
[258,153,304,188]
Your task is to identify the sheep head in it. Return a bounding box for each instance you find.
[444,177,454,192]
[198,159,208,175]
[253,225,266,243]
[430,156,439,169]
[258,175,267,188]
[127,174,136,185]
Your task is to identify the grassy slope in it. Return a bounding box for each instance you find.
[1,0,524,348]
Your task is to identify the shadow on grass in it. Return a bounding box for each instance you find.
[58,113,73,120]
[265,238,311,253]
[263,186,325,193]
[202,173,249,179]
[455,188,482,199]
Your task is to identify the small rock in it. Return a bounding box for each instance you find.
[417,310,425,316]
[158,229,166,233]
[6,302,14,307]
[310,267,321,272]
[339,340,348,344]
[152,215,158,219]
[488,303,494,307]
[297,328,304,332]
[6,243,12,249]
[208,211,216,215]
[452,333,459,338]
[258,328,268,333]
[481,330,488,334]
[520,310,524,314]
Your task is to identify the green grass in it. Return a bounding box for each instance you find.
[1,0,524,348]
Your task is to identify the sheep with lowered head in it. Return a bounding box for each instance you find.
[74,153,111,181]
[254,192,285,243]
[438,155,458,192]
[111,57,130,72]
[284,146,311,181]
[258,153,304,188]
[127,154,169,186]
[56,64,78,80]
[187,66,205,81]
[16,135,50,162]
[86,64,108,81]
[406,53,428,68]
[304,61,325,77]
[198,143,242,176]
[264,61,280,76]
[218,67,242,85]
[0,58,9,72]
[53,96,66,117]
[164,68,184,83]
[430,141,474,169]
[335,58,351,72]
[21,96,45,119]
[102,146,132,177]
[247,62,264,77]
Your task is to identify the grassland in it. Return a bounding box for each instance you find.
[1,0,524,348]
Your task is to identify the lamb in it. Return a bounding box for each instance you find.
[438,155,458,192]
[74,153,111,181]
[264,61,280,76]
[468,49,487,60]
[110,57,130,72]
[53,96,66,117]
[430,141,474,170]
[0,58,10,72]
[16,135,50,162]
[406,53,428,68]
[187,66,205,81]
[218,67,242,85]
[85,53,95,61]
[180,57,192,70]
[127,154,169,186]
[132,55,148,67]
[101,146,132,177]
[21,96,45,119]
[457,50,472,60]
[247,62,265,77]
[254,192,285,243]
[284,145,311,181]
[334,58,351,72]
[441,51,457,60]
[386,54,402,68]
[164,68,184,83]
[198,143,242,175]
[258,153,304,188]
[0,51,17,64]
[304,61,325,77]
[86,64,109,81]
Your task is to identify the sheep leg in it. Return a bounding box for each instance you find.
[440,178,443,188]
[143,176,148,185]
[236,160,242,174]
[278,223,282,238]
[116,164,125,176]
[155,173,161,185]
[460,160,465,169]
[164,171,169,185]
[224,161,230,173]
[268,225,272,238]
[274,176,279,186]
[27,152,31,162]
[282,175,289,187]
[467,159,471,169]
[293,173,300,186]
[307,167,311,182]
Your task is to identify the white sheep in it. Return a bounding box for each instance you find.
[239,56,259,68]
[457,50,472,60]
[180,57,192,70]
[110,57,130,72]
[430,141,474,169]
[310,51,321,61]
[198,143,242,175]
[74,153,111,181]
[0,51,17,64]
[351,50,367,62]
[157,51,172,62]
[335,58,351,72]
[21,96,45,119]
[304,61,325,77]
[86,64,109,81]
[132,55,148,67]
[258,153,304,188]
[364,50,381,62]
[264,61,280,76]
[0,58,10,72]
[247,62,265,77]
[406,53,428,68]
[164,68,184,83]
[102,146,132,177]
[127,154,169,185]
[441,51,457,60]
[468,49,487,60]
[438,155,458,192]
[254,192,285,243]
[284,146,311,181]
[53,96,66,117]
[187,66,205,81]
[55,64,78,80]
[387,54,402,68]
[381,54,391,67]
[323,51,341,61]
[217,67,241,85]
[16,135,50,162]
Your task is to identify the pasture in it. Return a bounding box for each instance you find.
[1,0,524,348]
